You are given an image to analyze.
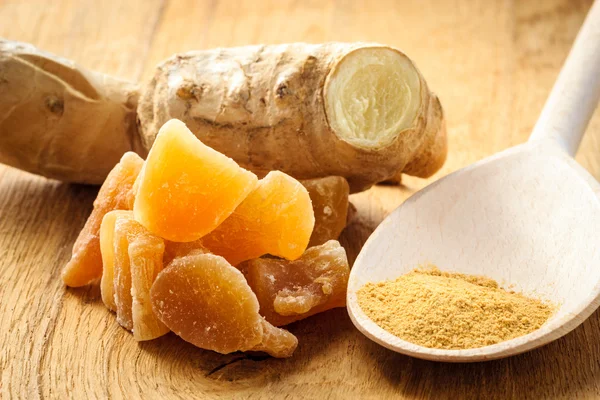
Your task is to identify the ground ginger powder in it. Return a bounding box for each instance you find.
[356,267,554,349]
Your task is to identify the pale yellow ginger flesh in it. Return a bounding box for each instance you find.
[325,47,421,148]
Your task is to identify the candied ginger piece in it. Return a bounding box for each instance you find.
[163,239,208,266]
[62,152,143,287]
[129,235,169,341]
[99,210,132,311]
[113,215,135,330]
[151,253,297,357]
[300,177,349,247]
[125,172,141,210]
[241,240,349,326]
[202,171,315,266]
[113,216,168,341]
[133,119,258,242]
[151,253,262,353]
[250,319,298,358]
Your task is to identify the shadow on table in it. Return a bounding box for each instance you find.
[136,307,354,384]
[364,307,600,399]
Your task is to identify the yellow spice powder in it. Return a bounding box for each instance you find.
[356,267,554,349]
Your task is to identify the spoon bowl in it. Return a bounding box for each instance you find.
[347,142,600,362]
[347,0,600,362]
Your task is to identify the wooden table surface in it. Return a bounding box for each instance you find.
[2,0,600,398]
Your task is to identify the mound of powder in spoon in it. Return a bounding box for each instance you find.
[357,267,554,349]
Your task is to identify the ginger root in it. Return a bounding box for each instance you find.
[0,40,142,183]
[0,40,446,192]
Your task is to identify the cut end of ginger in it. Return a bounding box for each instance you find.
[324,46,422,149]
[202,170,315,266]
[133,119,258,242]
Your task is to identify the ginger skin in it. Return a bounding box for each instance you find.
[139,43,446,192]
[0,40,142,184]
[0,40,446,192]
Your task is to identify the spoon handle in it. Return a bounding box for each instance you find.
[529,0,600,156]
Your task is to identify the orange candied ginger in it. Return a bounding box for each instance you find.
[99,210,132,311]
[129,229,170,341]
[151,253,297,358]
[241,240,349,326]
[62,152,143,287]
[301,176,349,247]
[133,119,258,242]
[202,171,315,266]
[163,239,208,266]
[101,212,169,341]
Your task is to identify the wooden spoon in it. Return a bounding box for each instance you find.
[347,0,600,362]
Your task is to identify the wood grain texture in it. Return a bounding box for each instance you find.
[1,0,599,398]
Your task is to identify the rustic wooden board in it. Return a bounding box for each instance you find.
[1,0,600,398]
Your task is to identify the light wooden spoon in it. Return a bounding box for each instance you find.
[347,0,600,362]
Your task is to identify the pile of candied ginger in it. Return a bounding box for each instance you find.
[61,119,351,358]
